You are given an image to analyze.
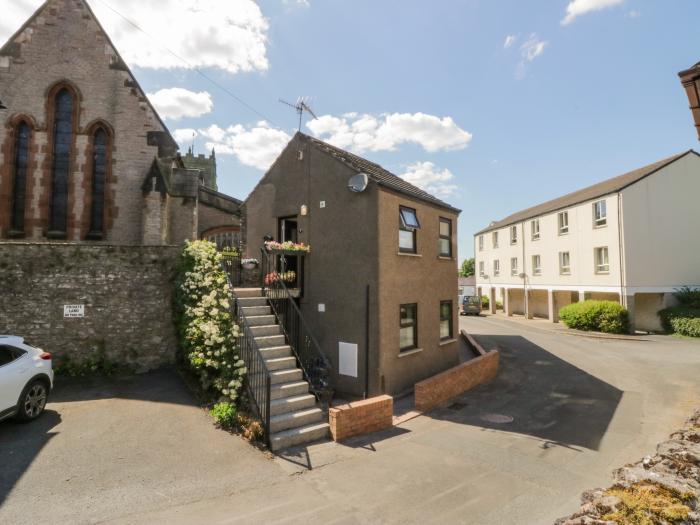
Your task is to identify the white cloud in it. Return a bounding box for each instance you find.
[306,112,472,153]
[520,35,548,62]
[173,128,198,147]
[147,88,213,120]
[187,122,291,170]
[561,0,625,26]
[400,162,459,198]
[626,10,641,18]
[283,0,310,7]
[504,35,517,49]
[1,0,269,74]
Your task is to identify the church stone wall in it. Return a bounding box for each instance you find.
[0,0,172,244]
[0,242,180,371]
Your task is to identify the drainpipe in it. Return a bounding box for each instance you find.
[522,221,528,318]
[617,193,626,305]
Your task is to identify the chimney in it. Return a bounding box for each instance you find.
[679,61,700,141]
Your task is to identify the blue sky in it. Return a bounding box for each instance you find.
[3,0,699,261]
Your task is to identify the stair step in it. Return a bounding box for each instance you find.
[234,288,263,298]
[247,315,276,327]
[255,334,286,348]
[270,422,330,452]
[270,381,309,400]
[265,356,297,371]
[238,297,268,307]
[270,368,303,385]
[270,407,324,434]
[250,324,282,337]
[242,306,271,317]
[270,394,317,416]
[259,346,292,359]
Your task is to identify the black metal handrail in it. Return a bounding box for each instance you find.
[223,266,271,445]
[222,255,242,287]
[260,248,333,402]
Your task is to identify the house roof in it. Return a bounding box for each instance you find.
[458,276,476,287]
[299,133,462,213]
[475,150,698,235]
[0,0,177,152]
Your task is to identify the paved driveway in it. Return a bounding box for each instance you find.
[2,319,699,524]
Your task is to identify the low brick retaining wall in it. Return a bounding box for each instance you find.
[414,340,499,412]
[329,395,393,442]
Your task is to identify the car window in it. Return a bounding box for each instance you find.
[0,345,27,366]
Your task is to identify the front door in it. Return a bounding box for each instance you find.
[278,217,299,286]
[279,217,298,244]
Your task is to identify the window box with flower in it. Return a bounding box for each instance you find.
[241,258,259,270]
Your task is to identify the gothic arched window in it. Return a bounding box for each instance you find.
[49,88,74,236]
[87,127,108,238]
[10,121,31,234]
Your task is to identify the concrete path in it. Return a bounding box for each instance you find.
[2,318,699,524]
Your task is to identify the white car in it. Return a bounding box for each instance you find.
[0,336,54,422]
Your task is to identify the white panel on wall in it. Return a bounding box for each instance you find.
[338,342,358,377]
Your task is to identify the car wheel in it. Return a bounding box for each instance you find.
[17,379,49,421]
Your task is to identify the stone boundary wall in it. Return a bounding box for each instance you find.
[329,395,393,442]
[414,334,499,412]
[0,242,180,371]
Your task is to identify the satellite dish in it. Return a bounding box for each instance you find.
[348,173,369,193]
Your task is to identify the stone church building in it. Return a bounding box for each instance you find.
[0,0,241,246]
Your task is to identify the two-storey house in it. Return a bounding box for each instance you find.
[243,132,461,397]
[475,150,700,332]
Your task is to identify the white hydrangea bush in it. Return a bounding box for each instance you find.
[177,241,246,403]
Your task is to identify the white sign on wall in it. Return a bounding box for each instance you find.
[338,342,358,378]
[63,305,85,318]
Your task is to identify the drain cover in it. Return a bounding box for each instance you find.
[480,413,514,424]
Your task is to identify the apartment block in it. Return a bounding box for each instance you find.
[475,151,700,332]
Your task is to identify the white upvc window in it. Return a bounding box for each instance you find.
[492,231,499,249]
[595,246,609,274]
[493,259,500,277]
[593,200,607,227]
[479,261,485,276]
[478,235,484,251]
[510,225,518,245]
[559,251,571,275]
[532,255,542,276]
[558,211,569,235]
[531,219,540,240]
[510,257,518,276]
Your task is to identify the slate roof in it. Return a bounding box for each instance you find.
[300,133,461,213]
[475,150,699,235]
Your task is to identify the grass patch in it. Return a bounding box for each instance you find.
[602,482,693,525]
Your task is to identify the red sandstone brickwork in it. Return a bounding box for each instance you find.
[329,395,393,442]
[414,351,499,413]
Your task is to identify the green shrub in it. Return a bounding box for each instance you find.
[495,301,504,310]
[673,286,700,309]
[659,307,700,338]
[481,295,490,308]
[559,300,629,334]
[210,402,237,430]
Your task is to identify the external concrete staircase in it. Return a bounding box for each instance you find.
[234,288,330,452]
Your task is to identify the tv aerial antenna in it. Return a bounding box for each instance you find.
[279,97,318,131]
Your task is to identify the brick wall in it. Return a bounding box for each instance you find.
[414,351,499,412]
[0,242,180,371]
[329,395,393,441]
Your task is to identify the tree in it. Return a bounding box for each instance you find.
[459,258,475,277]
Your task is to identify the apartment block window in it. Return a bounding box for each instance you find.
[492,231,499,248]
[511,257,518,276]
[400,304,418,351]
[558,211,569,235]
[493,259,500,276]
[531,219,540,241]
[532,255,542,276]
[595,247,609,274]
[478,235,484,252]
[593,200,607,227]
[559,251,571,275]
[510,225,518,245]
[439,218,452,257]
[399,206,420,254]
[440,301,453,340]
[479,261,485,276]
